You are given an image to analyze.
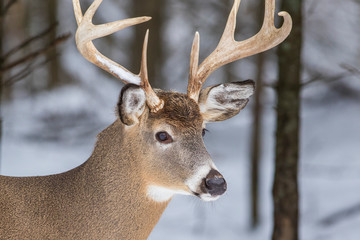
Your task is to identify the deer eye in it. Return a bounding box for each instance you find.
[155,131,173,144]
[202,129,208,137]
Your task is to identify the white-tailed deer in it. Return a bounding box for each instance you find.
[0,0,291,239]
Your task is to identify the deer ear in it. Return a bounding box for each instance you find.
[198,80,255,122]
[118,84,147,126]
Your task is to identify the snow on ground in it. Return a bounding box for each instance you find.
[1,83,359,240]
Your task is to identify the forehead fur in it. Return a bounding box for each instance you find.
[149,91,203,128]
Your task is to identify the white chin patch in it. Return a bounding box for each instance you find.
[199,193,221,202]
[147,185,190,203]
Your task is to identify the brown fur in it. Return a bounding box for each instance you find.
[133,91,208,194]
[152,91,203,127]
[0,90,205,240]
[0,84,252,239]
[0,120,170,239]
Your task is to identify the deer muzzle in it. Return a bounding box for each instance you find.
[203,169,227,197]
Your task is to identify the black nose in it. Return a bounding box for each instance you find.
[204,169,227,196]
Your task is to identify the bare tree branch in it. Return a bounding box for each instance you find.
[3,54,58,86]
[0,0,18,17]
[1,22,58,61]
[340,63,360,75]
[1,33,71,72]
[320,202,360,226]
[302,63,360,87]
[263,63,360,90]
[301,72,349,87]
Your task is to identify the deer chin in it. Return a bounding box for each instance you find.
[198,193,221,202]
[189,189,223,202]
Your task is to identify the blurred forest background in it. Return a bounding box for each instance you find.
[0,0,359,239]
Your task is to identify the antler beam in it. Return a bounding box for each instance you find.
[187,0,293,101]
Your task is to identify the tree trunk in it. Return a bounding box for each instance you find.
[250,52,264,228]
[131,0,166,89]
[46,0,59,89]
[0,0,4,170]
[249,0,265,228]
[272,0,303,239]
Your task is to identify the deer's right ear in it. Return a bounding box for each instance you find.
[118,84,147,126]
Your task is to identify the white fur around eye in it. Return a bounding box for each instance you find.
[155,140,172,150]
[154,126,175,149]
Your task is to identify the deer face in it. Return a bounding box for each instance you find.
[118,81,254,202]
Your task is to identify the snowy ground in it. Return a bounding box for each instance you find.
[1,82,359,240]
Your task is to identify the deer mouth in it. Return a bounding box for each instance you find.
[190,190,224,202]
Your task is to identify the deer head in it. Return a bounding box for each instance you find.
[73,0,292,202]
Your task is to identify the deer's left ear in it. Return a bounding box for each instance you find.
[198,80,255,122]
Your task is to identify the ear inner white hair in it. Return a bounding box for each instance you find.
[198,81,255,122]
[120,87,146,125]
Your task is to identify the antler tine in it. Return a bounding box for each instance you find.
[187,32,200,99]
[74,0,149,85]
[73,0,83,25]
[187,0,292,101]
[73,0,163,112]
[140,30,164,112]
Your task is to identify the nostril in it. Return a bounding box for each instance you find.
[205,177,225,190]
[205,176,227,196]
[202,169,227,196]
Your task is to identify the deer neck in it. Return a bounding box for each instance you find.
[80,120,170,238]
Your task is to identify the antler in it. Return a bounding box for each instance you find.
[73,0,164,112]
[187,0,293,101]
